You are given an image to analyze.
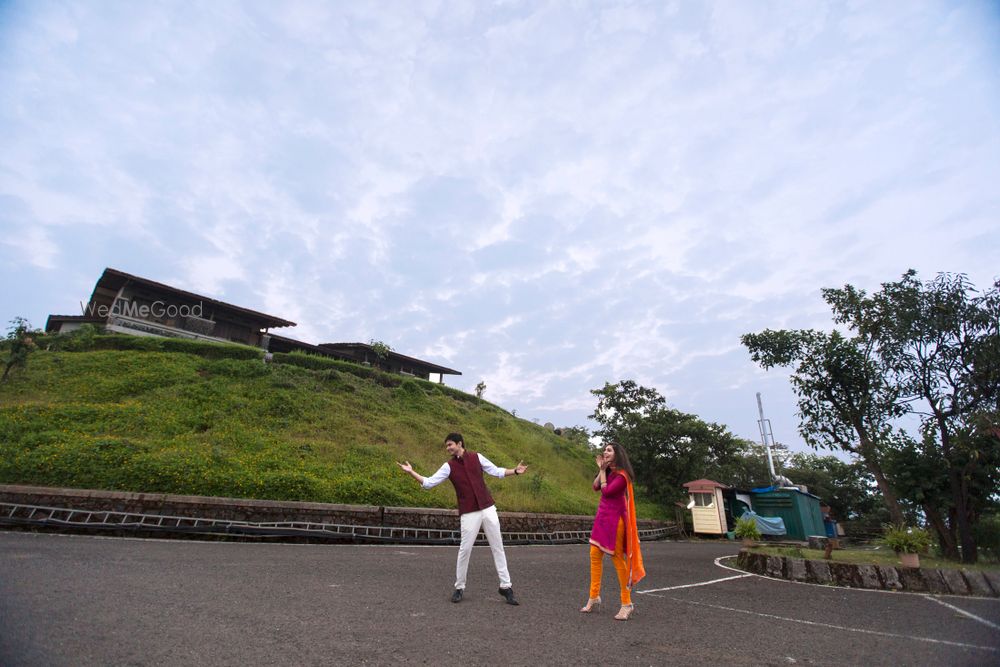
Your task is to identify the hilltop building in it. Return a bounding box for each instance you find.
[45,267,461,383]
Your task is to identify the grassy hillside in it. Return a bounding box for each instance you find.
[0,337,665,519]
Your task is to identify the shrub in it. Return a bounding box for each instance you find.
[272,351,342,371]
[160,337,262,360]
[972,513,1000,562]
[734,515,762,541]
[881,524,932,554]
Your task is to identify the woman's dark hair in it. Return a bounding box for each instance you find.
[607,441,635,482]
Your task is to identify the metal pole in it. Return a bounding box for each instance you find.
[756,392,776,484]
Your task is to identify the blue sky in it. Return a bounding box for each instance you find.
[2,1,998,454]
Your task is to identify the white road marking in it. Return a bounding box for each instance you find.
[924,595,1000,630]
[638,573,753,593]
[641,594,998,653]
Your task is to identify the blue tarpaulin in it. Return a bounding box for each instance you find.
[740,510,786,536]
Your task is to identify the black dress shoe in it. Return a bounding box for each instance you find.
[451,589,463,603]
[498,587,519,605]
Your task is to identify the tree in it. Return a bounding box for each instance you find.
[783,453,881,523]
[368,339,393,361]
[474,381,486,399]
[590,381,752,505]
[741,329,908,525]
[824,271,1000,563]
[2,317,38,382]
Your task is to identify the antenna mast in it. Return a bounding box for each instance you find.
[756,392,777,484]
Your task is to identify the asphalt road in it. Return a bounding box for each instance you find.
[1,531,997,666]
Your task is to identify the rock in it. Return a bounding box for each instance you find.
[922,569,950,595]
[898,567,928,592]
[807,535,829,550]
[962,570,996,597]
[856,565,880,589]
[939,569,970,595]
[875,565,902,591]
[787,558,808,582]
[807,560,832,584]
[829,562,860,588]
[766,556,785,578]
[982,571,1000,596]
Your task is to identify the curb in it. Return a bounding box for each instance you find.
[736,550,1000,597]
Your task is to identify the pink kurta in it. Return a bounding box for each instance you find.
[589,471,628,555]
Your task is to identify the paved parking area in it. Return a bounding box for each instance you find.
[1,531,997,665]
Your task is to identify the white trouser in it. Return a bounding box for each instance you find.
[455,505,511,590]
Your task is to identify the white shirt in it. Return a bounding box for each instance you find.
[421,453,506,490]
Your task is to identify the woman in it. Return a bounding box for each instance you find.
[580,441,645,620]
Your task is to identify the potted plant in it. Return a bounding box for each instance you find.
[882,524,932,568]
[734,515,762,547]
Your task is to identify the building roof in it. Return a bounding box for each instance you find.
[266,333,347,358]
[319,342,461,376]
[44,314,106,332]
[90,268,295,329]
[682,478,729,491]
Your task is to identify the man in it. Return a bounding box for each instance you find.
[396,432,528,605]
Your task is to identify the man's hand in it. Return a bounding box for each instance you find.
[514,460,528,475]
[396,461,413,474]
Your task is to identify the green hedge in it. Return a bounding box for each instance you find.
[37,332,263,360]
[272,351,402,386]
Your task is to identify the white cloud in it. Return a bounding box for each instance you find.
[2,0,997,451]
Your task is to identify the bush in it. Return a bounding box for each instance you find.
[734,515,762,541]
[881,524,932,554]
[272,351,342,371]
[973,513,1000,562]
[160,338,262,360]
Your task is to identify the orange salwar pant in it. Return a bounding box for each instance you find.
[589,517,631,605]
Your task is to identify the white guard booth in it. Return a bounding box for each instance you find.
[682,478,729,535]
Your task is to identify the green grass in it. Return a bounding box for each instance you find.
[749,545,999,571]
[0,341,666,519]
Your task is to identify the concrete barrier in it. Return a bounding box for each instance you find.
[736,549,999,598]
[0,484,674,542]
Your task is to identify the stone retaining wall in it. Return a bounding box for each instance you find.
[737,550,1000,598]
[0,484,670,534]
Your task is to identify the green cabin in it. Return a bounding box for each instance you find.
[750,487,825,541]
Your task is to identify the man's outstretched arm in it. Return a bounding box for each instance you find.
[396,461,425,485]
[397,460,450,489]
[479,455,529,479]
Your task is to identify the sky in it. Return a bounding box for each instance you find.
[2,0,998,456]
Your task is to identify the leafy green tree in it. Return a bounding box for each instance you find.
[741,328,907,525]
[590,381,752,505]
[825,270,1000,563]
[783,452,881,523]
[2,317,38,382]
[368,339,393,361]
[712,440,787,490]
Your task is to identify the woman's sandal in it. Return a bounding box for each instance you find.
[579,596,602,613]
[614,604,635,621]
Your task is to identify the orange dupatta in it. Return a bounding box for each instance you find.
[623,473,646,587]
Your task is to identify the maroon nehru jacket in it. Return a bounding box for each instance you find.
[447,451,496,515]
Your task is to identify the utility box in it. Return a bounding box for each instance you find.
[682,479,729,535]
[750,487,824,541]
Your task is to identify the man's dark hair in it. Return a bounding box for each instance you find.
[445,432,465,448]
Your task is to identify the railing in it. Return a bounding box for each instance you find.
[0,502,678,545]
[107,315,237,345]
